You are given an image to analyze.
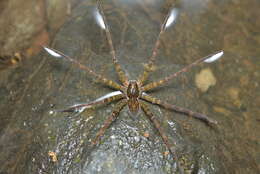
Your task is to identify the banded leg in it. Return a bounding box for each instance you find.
[140,101,184,173]
[92,99,127,145]
[55,91,124,113]
[142,51,224,91]
[96,0,128,85]
[138,8,178,85]
[43,46,124,90]
[141,93,217,124]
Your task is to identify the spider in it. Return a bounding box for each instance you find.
[43,0,223,163]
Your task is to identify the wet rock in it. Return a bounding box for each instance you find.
[0,0,259,174]
[0,0,46,56]
[0,0,78,68]
[226,87,242,108]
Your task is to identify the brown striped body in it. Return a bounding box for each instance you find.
[126,80,140,115]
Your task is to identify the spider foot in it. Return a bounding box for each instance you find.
[51,104,88,113]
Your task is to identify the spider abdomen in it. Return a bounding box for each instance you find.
[127,98,140,116]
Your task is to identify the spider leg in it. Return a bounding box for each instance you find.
[92,99,127,145]
[140,101,184,173]
[138,8,178,85]
[141,93,217,124]
[141,51,224,91]
[55,91,124,113]
[96,0,129,85]
[43,46,124,91]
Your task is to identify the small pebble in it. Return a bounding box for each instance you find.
[195,68,216,92]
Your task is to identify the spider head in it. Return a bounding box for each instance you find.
[126,80,140,98]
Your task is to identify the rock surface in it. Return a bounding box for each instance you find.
[0,0,259,173]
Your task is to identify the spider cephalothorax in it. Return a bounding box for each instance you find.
[43,0,223,169]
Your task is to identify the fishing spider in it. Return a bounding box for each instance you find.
[44,0,223,161]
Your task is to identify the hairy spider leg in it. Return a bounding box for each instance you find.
[140,101,184,173]
[43,46,124,91]
[141,50,224,91]
[92,99,127,145]
[141,93,217,124]
[97,0,129,85]
[138,7,178,85]
[55,92,124,113]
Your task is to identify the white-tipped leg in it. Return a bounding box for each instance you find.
[93,7,106,30]
[164,8,179,29]
[43,46,63,58]
[204,51,224,63]
[53,91,124,113]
